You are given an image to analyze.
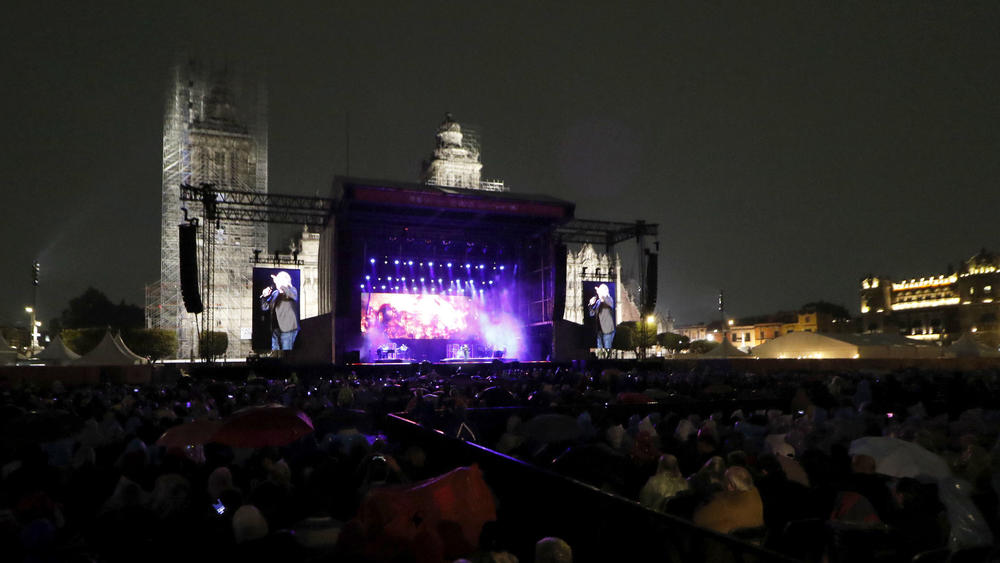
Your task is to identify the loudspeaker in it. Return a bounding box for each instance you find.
[179,224,204,314]
[643,253,658,314]
[553,244,568,320]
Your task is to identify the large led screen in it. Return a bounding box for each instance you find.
[361,293,473,339]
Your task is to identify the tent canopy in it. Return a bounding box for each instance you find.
[36,335,82,364]
[695,338,749,358]
[75,330,147,365]
[752,331,938,359]
[945,333,1000,358]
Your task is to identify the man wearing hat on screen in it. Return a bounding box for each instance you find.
[588,283,615,358]
[260,271,299,351]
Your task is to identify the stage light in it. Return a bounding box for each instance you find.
[381,285,386,290]
[447,262,453,268]
[420,278,425,282]
[370,258,376,264]
[408,261,413,266]
[401,277,406,281]
[479,264,484,269]
[394,260,400,265]
[438,278,442,283]
[365,275,370,280]
[388,276,393,280]
[359,284,365,289]
[499,265,505,270]
[465,263,471,268]
[428,261,434,266]
[489,280,494,285]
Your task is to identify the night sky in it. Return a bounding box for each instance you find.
[3,2,1000,330]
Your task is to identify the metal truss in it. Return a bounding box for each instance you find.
[180,183,334,226]
[555,218,658,247]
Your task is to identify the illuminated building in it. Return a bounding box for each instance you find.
[860,250,1000,345]
[146,60,268,358]
[676,309,849,353]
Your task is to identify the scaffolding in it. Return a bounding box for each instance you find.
[148,60,269,359]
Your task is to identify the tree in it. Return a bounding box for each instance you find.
[199,331,228,360]
[802,301,851,320]
[688,339,719,355]
[60,328,106,355]
[123,329,177,363]
[58,287,144,330]
[656,332,690,353]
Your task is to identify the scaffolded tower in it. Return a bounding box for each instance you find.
[422,114,507,191]
[147,60,268,359]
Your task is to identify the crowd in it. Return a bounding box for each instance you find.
[0,363,999,562]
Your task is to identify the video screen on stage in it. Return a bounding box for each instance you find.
[252,268,302,352]
[361,293,473,339]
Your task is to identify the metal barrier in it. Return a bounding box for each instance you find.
[384,413,801,563]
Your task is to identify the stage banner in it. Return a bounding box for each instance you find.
[252,268,302,352]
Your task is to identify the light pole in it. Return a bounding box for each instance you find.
[30,261,40,352]
[24,307,37,353]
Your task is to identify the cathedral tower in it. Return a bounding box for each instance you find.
[147,60,268,359]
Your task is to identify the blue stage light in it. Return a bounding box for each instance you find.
[381,285,386,290]
[365,275,370,280]
[499,265,505,270]
[408,260,413,266]
[447,262,452,268]
[420,278,425,282]
[394,260,399,265]
[370,258,376,264]
[428,261,434,266]
[465,263,471,268]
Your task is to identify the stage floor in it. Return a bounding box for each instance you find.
[350,357,529,367]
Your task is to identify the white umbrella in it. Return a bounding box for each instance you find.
[849,436,951,480]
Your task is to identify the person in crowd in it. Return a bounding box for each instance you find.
[693,466,765,534]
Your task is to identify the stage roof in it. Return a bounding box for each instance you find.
[333,177,576,222]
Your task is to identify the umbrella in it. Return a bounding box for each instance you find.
[519,414,582,444]
[155,419,222,448]
[849,436,951,480]
[211,404,314,448]
[475,386,516,407]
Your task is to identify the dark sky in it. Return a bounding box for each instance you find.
[3,1,1000,329]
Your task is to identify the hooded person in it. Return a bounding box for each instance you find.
[693,466,765,534]
[639,454,690,511]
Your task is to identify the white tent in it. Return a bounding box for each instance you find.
[945,333,1000,358]
[35,335,81,365]
[0,331,16,365]
[75,330,148,365]
[695,338,749,358]
[752,332,938,360]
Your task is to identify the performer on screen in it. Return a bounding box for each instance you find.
[260,271,299,351]
[588,283,615,358]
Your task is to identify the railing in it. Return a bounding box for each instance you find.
[384,412,800,563]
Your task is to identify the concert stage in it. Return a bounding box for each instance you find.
[317,177,575,365]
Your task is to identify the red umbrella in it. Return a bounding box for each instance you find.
[211,405,314,448]
[156,419,222,448]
